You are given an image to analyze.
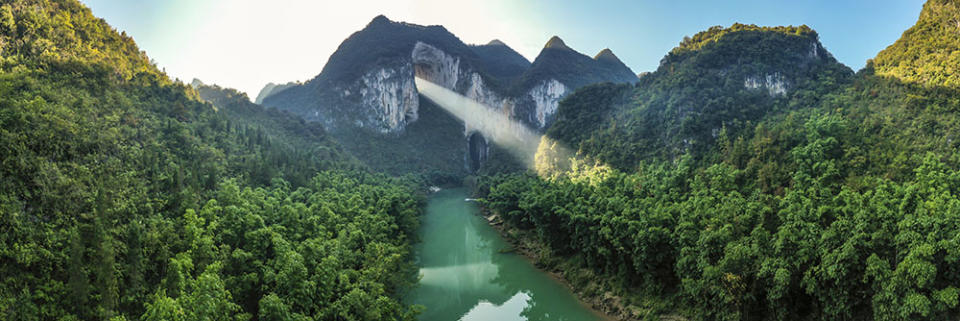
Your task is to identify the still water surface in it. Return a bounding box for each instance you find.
[406,188,605,321]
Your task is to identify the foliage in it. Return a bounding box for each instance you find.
[549,23,853,170]
[481,4,960,320]
[482,148,960,320]
[331,97,469,181]
[0,1,425,320]
[872,0,960,89]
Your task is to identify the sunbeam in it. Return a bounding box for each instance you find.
[415,77,543,168]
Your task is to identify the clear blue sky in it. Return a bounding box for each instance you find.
[81,0,925,98]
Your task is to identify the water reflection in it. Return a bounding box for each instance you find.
[406,188,603,321]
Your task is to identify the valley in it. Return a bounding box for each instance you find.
[2,0,960,320]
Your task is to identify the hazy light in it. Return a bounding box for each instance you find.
[415,78,541,166]
[81,0,543,98]
[81,0,922,99]
[415,77,576,176]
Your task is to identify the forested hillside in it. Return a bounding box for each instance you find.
[872,0,960,89]
[481,1,960,320]
[547,24,854,167]
[0,1,423,320]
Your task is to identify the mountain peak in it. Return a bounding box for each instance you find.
[594,48,622,63]
[487,39,507,46]
[368,15,393,26]
[544,36,571,50]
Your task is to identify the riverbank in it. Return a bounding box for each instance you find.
[409,188,617,321]
[479,209,687,321]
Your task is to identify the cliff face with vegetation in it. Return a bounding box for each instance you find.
[0,1,424,320]
[481,2,960,320]
[260,16,637,174]
[548,24,853,167]
[261,16,637,134]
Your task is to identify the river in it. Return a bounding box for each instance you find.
[405,188,606,321]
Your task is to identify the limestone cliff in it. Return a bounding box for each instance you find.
[262,16,637,135]
[744,73,788,96]
[259,16,639,173]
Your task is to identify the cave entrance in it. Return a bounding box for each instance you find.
[468,132,488,172]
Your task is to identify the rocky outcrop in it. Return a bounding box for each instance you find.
[421,42,587,131]
[527,79,569,128]
[744,72,789,96]
[357,64,419,132]
[411,41,576,130]
[412,42,462,90]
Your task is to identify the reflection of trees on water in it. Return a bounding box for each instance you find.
[489,244,595,321]
[409,190,599,321]
[489,254,559,321]
[408,190,514,320]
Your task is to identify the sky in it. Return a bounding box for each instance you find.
[80,0,926,99]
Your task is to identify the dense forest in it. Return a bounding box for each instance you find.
[480,0,960,320]
[0,0,423,320]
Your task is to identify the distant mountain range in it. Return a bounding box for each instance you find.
[255,15,638,175]
[253,81,299,104]
[259,15,638,134]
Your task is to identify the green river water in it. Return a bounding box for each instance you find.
[405,188,606,321]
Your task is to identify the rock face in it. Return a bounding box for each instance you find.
[467,132,489,172]
[739,40,826,97]
[358,64,419,131]
[411,41,577,130]
[744,73,788,96]
[526,79,569,128]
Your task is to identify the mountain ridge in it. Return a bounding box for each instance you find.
[262,15,640,173]
[547,23,853,167]
[263,16,638,132]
